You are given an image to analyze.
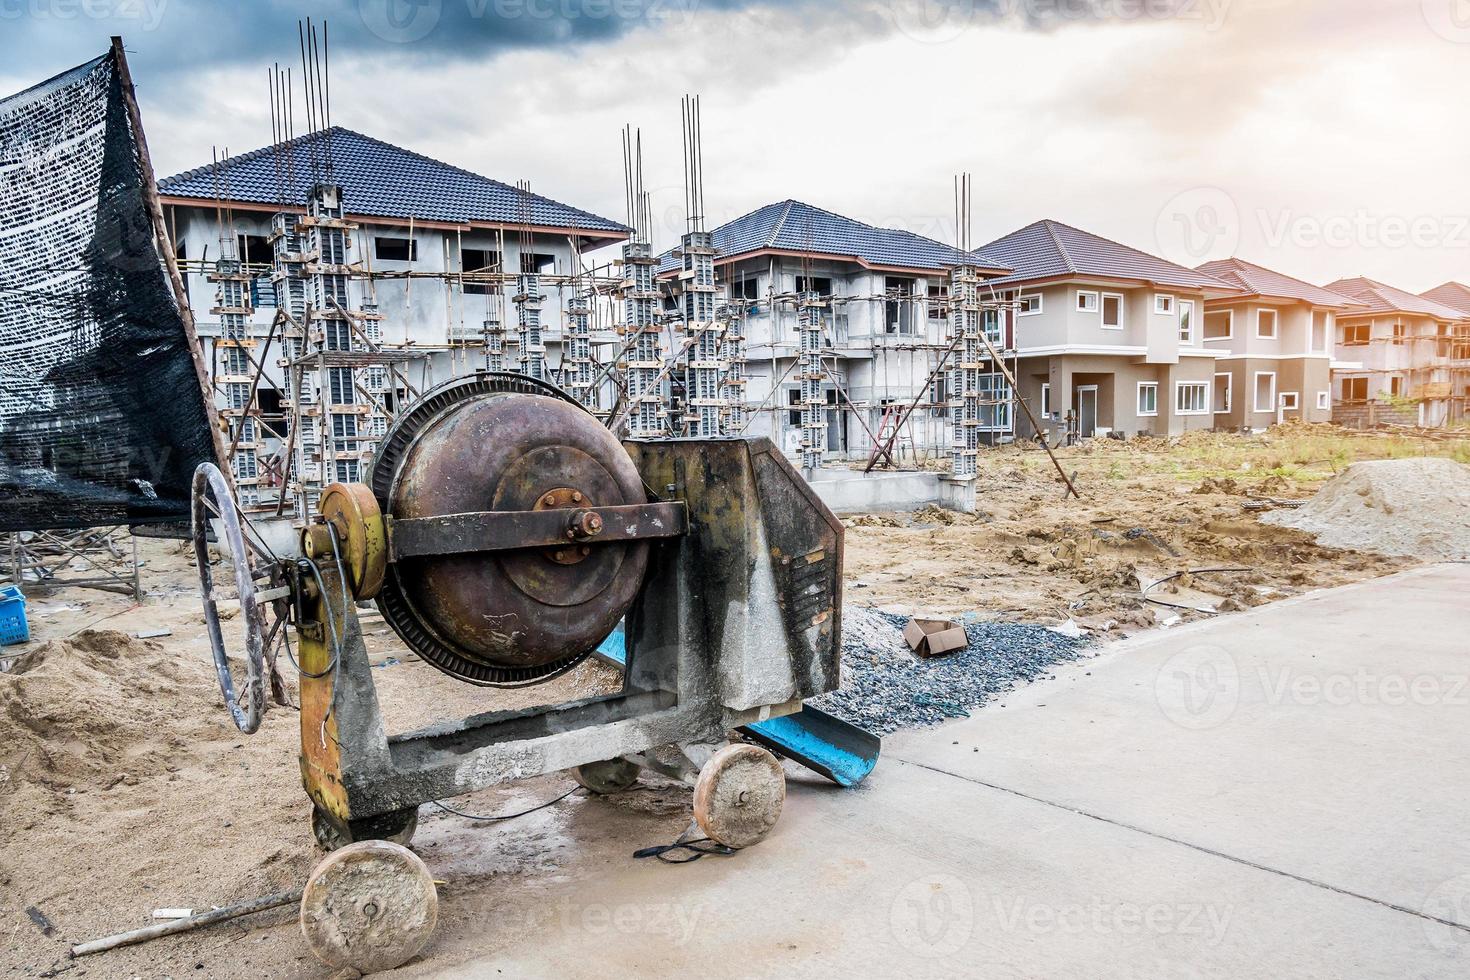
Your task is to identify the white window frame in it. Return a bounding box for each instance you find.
[1213,372,1232,414]
[1203,308,1234,341]
[1253,371,1277,413]
[1178,299,1195,345]
[1040,382,1052,417]
[1101,292,1124,331]
[1316,391,1330,410]
[1279,391,1299,411]
[1256,308,1279,339]
[1076,290,1099,313]
[1154,293,1175,316]
[1137,381,1159,417]
[1175,381,1209,416]
[1310,310,1330,354]
[1018,293,1043,316]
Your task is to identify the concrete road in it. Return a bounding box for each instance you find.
[410,564,1470,979]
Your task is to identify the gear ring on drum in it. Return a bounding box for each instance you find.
[191,462,291,733]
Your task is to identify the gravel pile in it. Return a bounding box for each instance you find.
[812,609,1089,735]
[1262,457,1470,560]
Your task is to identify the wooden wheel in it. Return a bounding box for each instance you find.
[693,744,786,849]
[300,840,437,973]
[573,757,641,794]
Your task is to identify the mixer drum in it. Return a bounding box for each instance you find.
[371,375,650,686]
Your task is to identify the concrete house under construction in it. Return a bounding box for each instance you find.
[658,200,1011,461]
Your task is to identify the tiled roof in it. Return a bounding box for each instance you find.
[159,127,628,237]
[1419,281,1470,315]
[1323,276,1469,320]
[978,219,1240,293]
[656,200,1010,275]
[1197,257,1366,308]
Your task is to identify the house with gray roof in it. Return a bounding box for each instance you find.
[1324,276,1470,427]
[976,219,1243,440]
[657,200,1011,458]
[1195,258,1364,430]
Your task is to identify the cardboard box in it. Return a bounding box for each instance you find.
[903,617,968,657]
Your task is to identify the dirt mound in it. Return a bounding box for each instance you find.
[0,630,229,795]
[1262,458,1470,560]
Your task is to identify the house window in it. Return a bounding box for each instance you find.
[331,413,358,439]
[1137,382,1159,417]
[927,283,949,320]
[324,319,352,351]
[1178,300,1195,344]
[1076,290,1098,313]
[1154,294,1174,315]
[1316,391,1330,410]
[1256,308,1278,339]
[236,233,271,268]
[1253,372,1276,413]
[1392,322,1408,346]
[730,277,760,301]
[329,367,355,405]
[981,309,1003,345]
[462,247,500,295]
[1311,310,1329,352]
[1343,377,1368,402]
[1101,293,1123,330]
[335,459,360,483]
[1176,381,1209,415]
[1389,376,1404,397]
[1343,323,1370,346]
[884,276,916,334]
[1213,372,1232,413]
[375,237,416,262]
[787,387,802,427]
[1040,382,1052,417]
[1204,310,1233,340]
[930,375,948,418]
[1018,293,1043,316]
[1279,392,1299,411]
[519,252,556,274]
[977,373,1012,431]
[795,276,832,297]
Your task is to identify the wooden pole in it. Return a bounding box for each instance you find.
[70,889,301,958]
[110,36,234,487]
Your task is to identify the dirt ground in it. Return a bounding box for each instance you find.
[0,423,1464,977]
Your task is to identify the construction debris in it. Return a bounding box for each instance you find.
[1262,457,1470,560]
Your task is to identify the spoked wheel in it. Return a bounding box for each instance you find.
[300,840,438,974]
[693,744,787,849]
[191,462,290,734]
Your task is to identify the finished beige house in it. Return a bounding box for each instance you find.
[977,220,1242,440]
[1195,258,1364,430]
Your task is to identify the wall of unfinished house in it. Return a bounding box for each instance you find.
[1331,312,1460,427]
[1200,300,1334,429]
[714,254,958,460]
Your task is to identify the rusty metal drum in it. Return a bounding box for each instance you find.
[371,374,651,686]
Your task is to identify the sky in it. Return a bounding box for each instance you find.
[4,0,1469,292]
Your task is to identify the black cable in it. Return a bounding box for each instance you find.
[633,836,735,864]
[430,786,580,822]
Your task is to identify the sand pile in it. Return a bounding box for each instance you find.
[1262,457,1470,560]
[0,629,229,796]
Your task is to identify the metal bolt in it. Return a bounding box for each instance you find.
[542,492,558,507]
[571,491,583,503]
[553,550,566,562]
[580,546,590,556]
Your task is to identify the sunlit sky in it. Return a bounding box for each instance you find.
[5,0,1468,291]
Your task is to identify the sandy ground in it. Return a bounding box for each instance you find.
[0,424,1462,977]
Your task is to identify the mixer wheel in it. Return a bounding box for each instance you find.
[572,757,641,794]
[300,840,438,973]
[312,806,419,852]
[692,744,786,849]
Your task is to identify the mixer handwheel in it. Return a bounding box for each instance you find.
[300,840,438,974]
[191,462,287,734]
[692,744,787,849]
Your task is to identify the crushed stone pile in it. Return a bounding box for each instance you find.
[814,609,1088,735]
[1261,457,1470,560]
[0,629,228,797]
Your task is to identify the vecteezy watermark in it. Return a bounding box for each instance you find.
[557,899,707,945]
[1256,209,1470,251]
[992,896,1234,944]
[887,0,1232,44]
[1155,644,1240,730]
[1421,0,1470,43]
[1422,874,1470,952]
[1256,667,1470,709]
[0,0,168,30]
[1154,185,1240,266]
[358,0,701,44]
[890,873,975,957]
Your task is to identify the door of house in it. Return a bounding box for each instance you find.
[1076,385,1098,438]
